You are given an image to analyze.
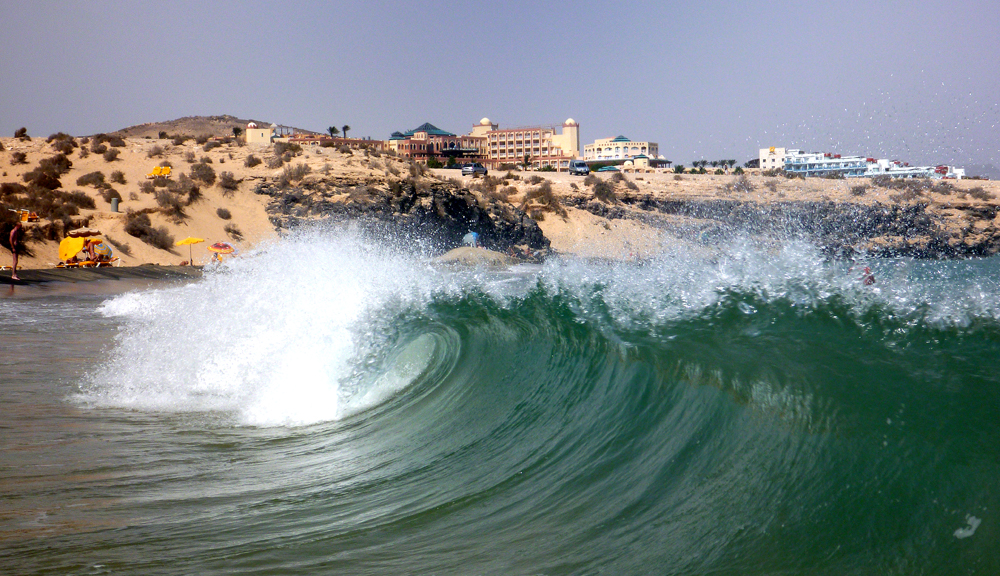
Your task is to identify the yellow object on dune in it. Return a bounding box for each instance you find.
[146,166,162,178]
[58,237,88,261]
[175,236,204,264]
[161,166,172,177]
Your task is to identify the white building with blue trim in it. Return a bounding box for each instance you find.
[759,148,964,179]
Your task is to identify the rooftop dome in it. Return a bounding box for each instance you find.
[565,118,577,126]
[247,122,257,128]
[480,117,491,125]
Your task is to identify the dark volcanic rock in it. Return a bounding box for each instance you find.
[254,177,548,253]
[567,193,1000,259]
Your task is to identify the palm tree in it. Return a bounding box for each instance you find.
[710,160,719,169]
[342,125,350,139]
[327,126,340,138]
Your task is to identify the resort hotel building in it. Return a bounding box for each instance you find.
[759,147,965,179]
[583,136,659,162]
[477,118,581,171]
[386,118,582,170]
[387,123,488,162]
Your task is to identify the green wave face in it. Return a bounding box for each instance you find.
[58,230,1000,574]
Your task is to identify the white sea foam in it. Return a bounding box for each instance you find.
[88,229,447,426]
[83,227,1000,426]
[954,514,981,539]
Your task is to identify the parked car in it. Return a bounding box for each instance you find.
[597,165,620,172]
[462,163,488,177]
[568,160,590,176]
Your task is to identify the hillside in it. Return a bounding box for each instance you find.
[110,115,319,139]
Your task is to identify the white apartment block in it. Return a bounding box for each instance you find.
[759,147,964,179]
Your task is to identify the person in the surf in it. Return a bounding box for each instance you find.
[860,266,875,285]
[8,220,23,280]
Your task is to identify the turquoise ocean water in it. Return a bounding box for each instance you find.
[1,229,997,575]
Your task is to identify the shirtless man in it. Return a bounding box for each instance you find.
[9,220,23,280]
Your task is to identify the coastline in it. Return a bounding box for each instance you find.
[3,135,999,271]
[3,264,203,286]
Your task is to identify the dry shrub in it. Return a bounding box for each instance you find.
[94,134,125,147]
[527,175,544,185]
[593,180,616,203]
[766,180,780,193]
[195,134,210,145]
[139,181,155,195]
[189,162,216,185]
[148,145,164,158]
[203,140,221,152]
[169,173,201,205]
[124,210,175,250]
[218,171,239,195]
[722,174,755,194]
[64,191,96,209]
[99,187,122,203]
[51,139,75,155]
[245,154,262,168]
[469,174,501,195]
[184,151,196,163]
[931,181,955,195]
[103,149,120,162]
[520,181,566,217]
[274,142,302,156]
[278,163,311,188]
[90,141,108,154]
[216,207,232,220]
[850,184,868,196]
[584,174,599,187]
[155,189,187,221]
[10,152,28,165]
[408,161,425,177]
[967,186,994,201]
[266,156,284,169]
[224,223,243,240]
[110,170,126,184]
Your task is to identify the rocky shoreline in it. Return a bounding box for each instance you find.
[253,176,550,253]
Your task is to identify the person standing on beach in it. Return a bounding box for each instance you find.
[9,220,23,280]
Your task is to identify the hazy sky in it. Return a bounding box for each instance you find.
[2,0,998,168]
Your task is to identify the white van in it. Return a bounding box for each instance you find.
[568,160,590,176]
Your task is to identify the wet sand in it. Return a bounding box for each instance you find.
[3,265,203,286]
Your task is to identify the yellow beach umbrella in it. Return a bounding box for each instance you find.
[175,236,205,264]
[58,236,87,262]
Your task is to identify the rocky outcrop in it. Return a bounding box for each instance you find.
[566,193,1000,259]
[254,175,549,253]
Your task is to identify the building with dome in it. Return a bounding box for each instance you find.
[245,121,275,145]
[480,118,581,170]
[386,122,488,162]
[583,135,659,162]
